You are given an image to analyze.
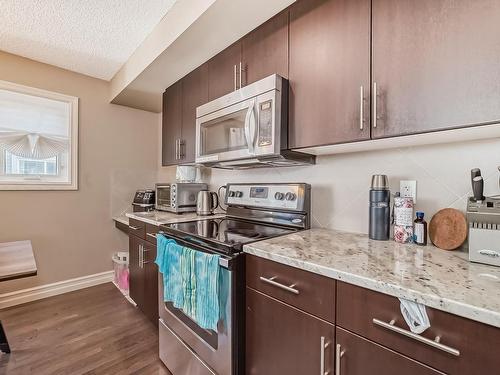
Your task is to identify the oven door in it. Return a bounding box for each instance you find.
[155,185,172,211]
[196,90,280,165]
[158,241,243,375]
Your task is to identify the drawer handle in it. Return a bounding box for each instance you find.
[259,276,299,295]
[372,318,460,357]
[146,233,157,239]
[129,226,140,230]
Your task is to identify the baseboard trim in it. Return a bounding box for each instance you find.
[0,270,114,309]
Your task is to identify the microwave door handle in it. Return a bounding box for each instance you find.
[244,100,254,154]
[244,99,257,154]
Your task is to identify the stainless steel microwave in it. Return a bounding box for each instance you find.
[195,74,315,169]
[155,182,207,213]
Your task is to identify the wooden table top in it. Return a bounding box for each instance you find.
[0,241,37,282]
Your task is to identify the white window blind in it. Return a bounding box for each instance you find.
[0,80,78,190]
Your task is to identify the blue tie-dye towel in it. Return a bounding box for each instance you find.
[155,234,220,331]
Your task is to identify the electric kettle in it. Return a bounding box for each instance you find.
[196,190,219,216]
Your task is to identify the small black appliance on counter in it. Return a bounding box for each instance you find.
[132,189,155,212]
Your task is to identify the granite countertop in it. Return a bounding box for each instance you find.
[123,210,225,226]
[243,228,500,328]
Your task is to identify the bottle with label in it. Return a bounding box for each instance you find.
[413,211,428,246]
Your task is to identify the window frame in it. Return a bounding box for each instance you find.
[0,80,78,191]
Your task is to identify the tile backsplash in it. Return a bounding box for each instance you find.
[198,138,500,234]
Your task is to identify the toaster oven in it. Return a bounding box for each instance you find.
[155,182,208,213]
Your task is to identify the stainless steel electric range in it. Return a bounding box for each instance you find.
[157,182,311,375]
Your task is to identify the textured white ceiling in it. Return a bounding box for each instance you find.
[0,0,177,80]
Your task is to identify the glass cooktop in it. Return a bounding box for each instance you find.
[161,217,296,255]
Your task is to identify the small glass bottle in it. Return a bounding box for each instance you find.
[413,211,428,246]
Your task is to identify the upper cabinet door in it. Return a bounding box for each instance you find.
[182,63,208,164]
[162,81,182,166]
[241,10,289,86]
[208,42,241,101]
[372,0,500,138]
[289,0,371,149]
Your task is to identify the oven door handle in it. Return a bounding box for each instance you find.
[157,231,235,270]
[244,99,257,154]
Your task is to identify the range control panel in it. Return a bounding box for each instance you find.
[225,183,309,211]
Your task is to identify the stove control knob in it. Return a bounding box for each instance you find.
[274,192,285,200]
[228,191,236,197]
[235,191,243,198]
[285,192,296,201]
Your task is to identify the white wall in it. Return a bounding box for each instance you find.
[198,138,500,234]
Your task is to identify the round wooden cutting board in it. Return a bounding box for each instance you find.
[429,208,468,250]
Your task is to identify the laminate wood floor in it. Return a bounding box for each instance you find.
[0,283,171,375]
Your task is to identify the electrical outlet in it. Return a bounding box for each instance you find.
[400,180,417,203]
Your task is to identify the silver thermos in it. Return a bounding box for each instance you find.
[369,175,391,241]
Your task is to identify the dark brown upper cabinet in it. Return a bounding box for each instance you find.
[162,64,208,166]
[288,0,371,149]
[208,42,242,101]
[241,10,289,86]
[371,0,500,138]
[162,81,182,166]
[181,63,208,163]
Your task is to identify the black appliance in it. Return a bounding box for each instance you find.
[157,182,311,375]
[132,189,155,212]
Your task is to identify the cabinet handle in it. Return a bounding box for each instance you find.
[239,61,243,88]
[259,276,299,295]
[146,233,157,239]
[335,344,345,375]
[320,336,330,375]
[175,139,181,160]
[372,318,460,357]
[359,85,365,130]
[129,226,140,230]
[179,139,185,159]
[372,82,378,128]
[139,244,143,268]
[234,65,237,91]
[143,248,150,265]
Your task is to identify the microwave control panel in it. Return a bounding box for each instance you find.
[258,100,273,147]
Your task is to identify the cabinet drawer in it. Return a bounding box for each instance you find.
[128,218,145,239]
[337,282,500,375]
[159,318,215,375]
[336,327,443,375]
[145,223,159,245]
[246,255,335,323]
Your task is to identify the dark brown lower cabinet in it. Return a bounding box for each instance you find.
[129,235,144,310]
[128,234,158,326]
[336,327,443,375]
[246,287,335,375]
[142,240,158,326]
